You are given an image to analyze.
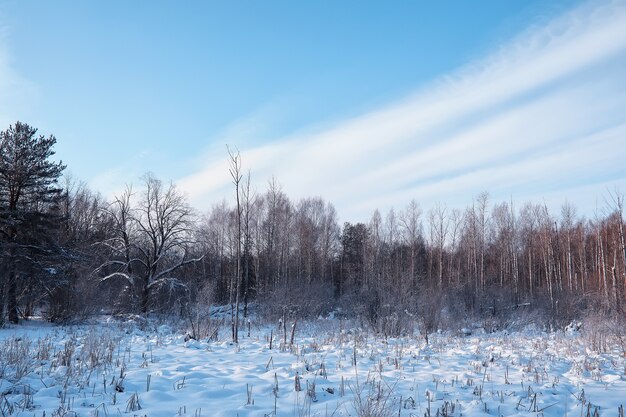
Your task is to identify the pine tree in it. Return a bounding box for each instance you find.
[0,121,65,324]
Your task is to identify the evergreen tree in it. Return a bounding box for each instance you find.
[0,122,65,324]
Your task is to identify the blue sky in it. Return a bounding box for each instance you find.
[1,0,625,221]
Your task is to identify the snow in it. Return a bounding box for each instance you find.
[1,318,625,417]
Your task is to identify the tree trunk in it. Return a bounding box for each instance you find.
[228,147,243,344]
[598,227,609,303]
[141,277,150,314]
[8,272,18,324]
[0,277,5,326]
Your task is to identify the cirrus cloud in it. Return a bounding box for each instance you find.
[178,0,626,220]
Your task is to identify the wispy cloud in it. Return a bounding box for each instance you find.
[178,0,626,221]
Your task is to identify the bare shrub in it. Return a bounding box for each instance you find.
[350,378,398,417]
[259,283,334,321]
[582,312,625,352]
[417,286,444,341]
[79,328,120,368]
[0,337,33,381]
[125,393,142,412]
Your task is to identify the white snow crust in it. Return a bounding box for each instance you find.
[0,318,624,417]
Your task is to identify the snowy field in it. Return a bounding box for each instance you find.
[1,318,625,417]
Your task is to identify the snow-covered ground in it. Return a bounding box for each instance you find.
[1,318,625,417]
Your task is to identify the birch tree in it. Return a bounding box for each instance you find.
[227,147,243,343]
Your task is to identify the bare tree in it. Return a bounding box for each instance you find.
[428,203,448,288]
[608,189,625,313]
[400,200,422,290]
[49,176,107,320]
[96,174,201,314]
[227,147,243,343]
[198,201,231,302]
[448,208,462,286]
[259,178,292,293]
[241,171,256,318]
[98,186,135,300]
[476,192,489,291]
[561,202,577,293]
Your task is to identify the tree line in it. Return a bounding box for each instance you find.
[1,122,625,333]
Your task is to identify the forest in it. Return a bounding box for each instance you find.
[1,121,625,333]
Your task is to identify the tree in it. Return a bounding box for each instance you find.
[428,203,448,288]
[96,174,201,314]
[608,189,626,314]
[339,222,368,297]
[241,171,256,318]
[258,178,292,294]
[0,122,65,324]
[49,176,107,321]
[400,200,422,289]
[227,147,243,343]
